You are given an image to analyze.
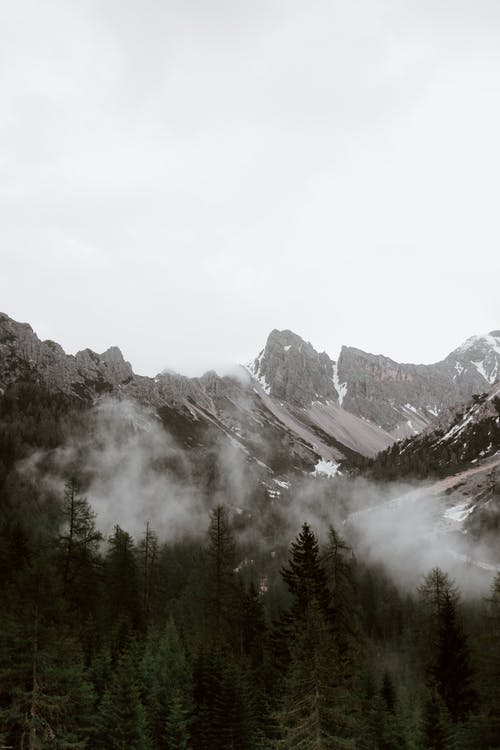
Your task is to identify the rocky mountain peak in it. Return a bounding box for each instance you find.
[100,346,134,382]
[449,331,500,385]
[248,329,337,407]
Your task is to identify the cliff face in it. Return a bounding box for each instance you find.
[248,329,337,407]
[0,313,134,398]
[336,332,499,435]
[245,327,498,439]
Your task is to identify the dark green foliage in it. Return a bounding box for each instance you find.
[421,691,451,750]
[474,572,500,747]
[431,591,477,722]
[275,526,360,748]
[97,651,149,750]
[203,504,245,648]
[359,694,408,750]
[59,479,102,591]
[369,394,500,482]
[140,617,191,749]
[281,522,330,620]
[136,521,160,625]
[1,380,500,749]
[242,580,267,668]
[419,569,477,727]
[163,688,190,750]
[381,671,396,714]
[0,554,95,748]
[105,524,143,636]
[275,599,357,749]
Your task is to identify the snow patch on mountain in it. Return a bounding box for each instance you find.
[332,362,347,406]
[246,351,271,395]
[444,502,475,523]
[311,459,340,478]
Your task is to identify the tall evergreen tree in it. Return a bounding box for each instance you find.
[136,521,159,625]
[479,572,500,745]
[418,569,477,727]
[105,525,142,640]
[281,523,330,620]
[322,527,358,637]
[275,599,356,749]
[140,617,191,750]
[59,478,102,594]
[97,651,149,750]
[242,580,267,669]
[204,505,242,646]
[0,554,95,748]
[163,688,190,750]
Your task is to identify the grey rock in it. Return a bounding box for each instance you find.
[337,331,499,435]
[248,329,337,406]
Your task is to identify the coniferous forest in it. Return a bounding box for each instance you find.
[1,384,500,749]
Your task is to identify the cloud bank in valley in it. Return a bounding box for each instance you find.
[18,397,498,594]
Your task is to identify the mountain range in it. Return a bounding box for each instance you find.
[1,311,499,477]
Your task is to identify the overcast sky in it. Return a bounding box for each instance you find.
[1,0,499,375]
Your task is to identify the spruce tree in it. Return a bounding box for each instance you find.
[163,688,190,750]
[281,523,330,620]
[140,617,191,749]
[479,572,500,746]
[105,525,142,638]
[275,599,356,749]
[418,569,477,728]
[97,651,149,750]
[136,521,159,625]
[204,505,242,646]
[59,478,102,594]
[0,554,95,748]
[242,580,267,669]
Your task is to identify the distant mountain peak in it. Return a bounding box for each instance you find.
[450,331,500,385]
[248,329,337,407]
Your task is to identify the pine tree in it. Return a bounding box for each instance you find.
[0,554,95,748]
[242,580,267,669]
[59,478,102,594]
[191,647,226,750]
[105,525,142,639]
[421,691,451,750]
[163,688,189,750]
[275,599,356,749]
[321,526,361,712]
[136,521,159,625]
[140,617,191,749]
[281,523,330,621]
[204,505,242,646]
[479,572,500,746]
[97,651,149,750]
[358,692,408,750]
[418,569,477,728]
[432,591,476,722]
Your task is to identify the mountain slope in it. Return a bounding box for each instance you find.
[249,328,500,440]
[2,313,499,479]
[0,314,365,477]
[369,381,500,480]
[337,332,500,437]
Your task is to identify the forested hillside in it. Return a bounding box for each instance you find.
[0,381,499,748]
[369,389,500,482]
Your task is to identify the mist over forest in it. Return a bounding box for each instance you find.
[1,383,499,749]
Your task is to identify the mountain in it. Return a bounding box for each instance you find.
[370,380,500,480]
[365,380,500,554]
[1,313,499,480]
[249,328,500,440]
[0,313,347,480]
